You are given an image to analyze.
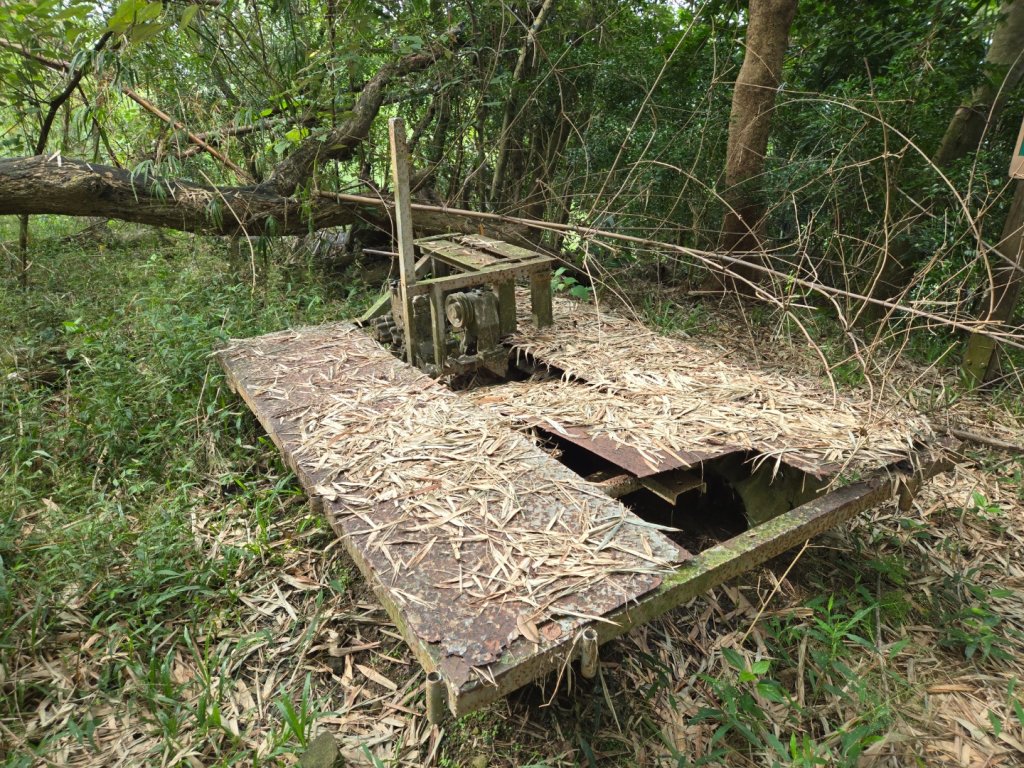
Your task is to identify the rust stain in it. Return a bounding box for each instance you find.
[547,424,726,478]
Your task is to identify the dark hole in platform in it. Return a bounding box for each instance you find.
[620,468,750,553]
[536,431,752,552]
[536,430,624,478]
[536,435,824,553]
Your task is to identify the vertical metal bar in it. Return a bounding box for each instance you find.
[430,284,447,373]
[388,117,417,365]
[425,671,445,724]
[530,269,553,328]
[579,627,599,679]
[496,280,517,335]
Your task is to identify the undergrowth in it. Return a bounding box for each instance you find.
[2,221,1023,767]
[0,221,370,765]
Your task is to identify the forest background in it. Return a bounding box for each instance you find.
[3,1,1024,766]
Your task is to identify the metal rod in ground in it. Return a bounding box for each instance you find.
[579,627,599,679]
[425,671,445,724]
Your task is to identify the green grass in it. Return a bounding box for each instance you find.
[3,219,1024,767]
[0,221,372,765]
[639,295,715,336]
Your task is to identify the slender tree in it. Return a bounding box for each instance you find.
[704,0,798,292]
[934,0,1024,167]
[962,179,1024,384]
[488,0,557,209]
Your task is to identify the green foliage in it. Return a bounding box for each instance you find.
[0,221,369,763]
[551,266,593,301]
[107,0,168,45]
[4,0,1021,352]
[935,567,1017,663]
[641,296,715,336]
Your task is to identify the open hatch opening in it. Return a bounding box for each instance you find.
[536,432,827,553]
[619,472,749,553]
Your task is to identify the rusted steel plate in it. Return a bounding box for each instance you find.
[448,442,952,715]
[217,323,689,702]
[641,469,705,504]
[543,424,731,478]
[500,401,835,481]
[546,423,834,480]
[500,294,927,482]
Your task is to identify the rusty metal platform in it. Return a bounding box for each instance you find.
[218,313,950,718]
[218,323,691,716]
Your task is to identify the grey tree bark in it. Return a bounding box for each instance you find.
[961,181,1024,384]
[704,0,798,292]
[0,156,526,241]
[934,0,1024,167]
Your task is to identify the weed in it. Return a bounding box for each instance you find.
[0,224,366,764]
[935,568,1016,663]
[275,674,317,748]
[551,267,593,301]
[967,490,1004,521]
[641,296,713,335]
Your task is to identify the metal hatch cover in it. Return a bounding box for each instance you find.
[217,299,951,718]
[217,323,689,711]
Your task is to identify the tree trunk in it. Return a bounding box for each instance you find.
[0,156,527,242]
[488,0,557,208]
[705,0,798,292]
[934,0,1024,168]
[961,180,1024,385]
[866,1,1024,326]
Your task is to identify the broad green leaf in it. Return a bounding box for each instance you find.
[108,0,162,35]
[135,1,163,23]
[180,4,198,28]
[722,647,744,671]
[129,21,166,44]
[108,0,147,33]
[55,5,90,21]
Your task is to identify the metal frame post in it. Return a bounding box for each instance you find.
[579,627,599,679]
[388,117,418,364]
[425,671,446,724]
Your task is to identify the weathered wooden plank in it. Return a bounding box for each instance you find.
[496,281,517,335]
[429,283,446,371]
[406,256,553,296]
[530,270,553,328]
[417,238,502,271]
[459,234,543,261]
